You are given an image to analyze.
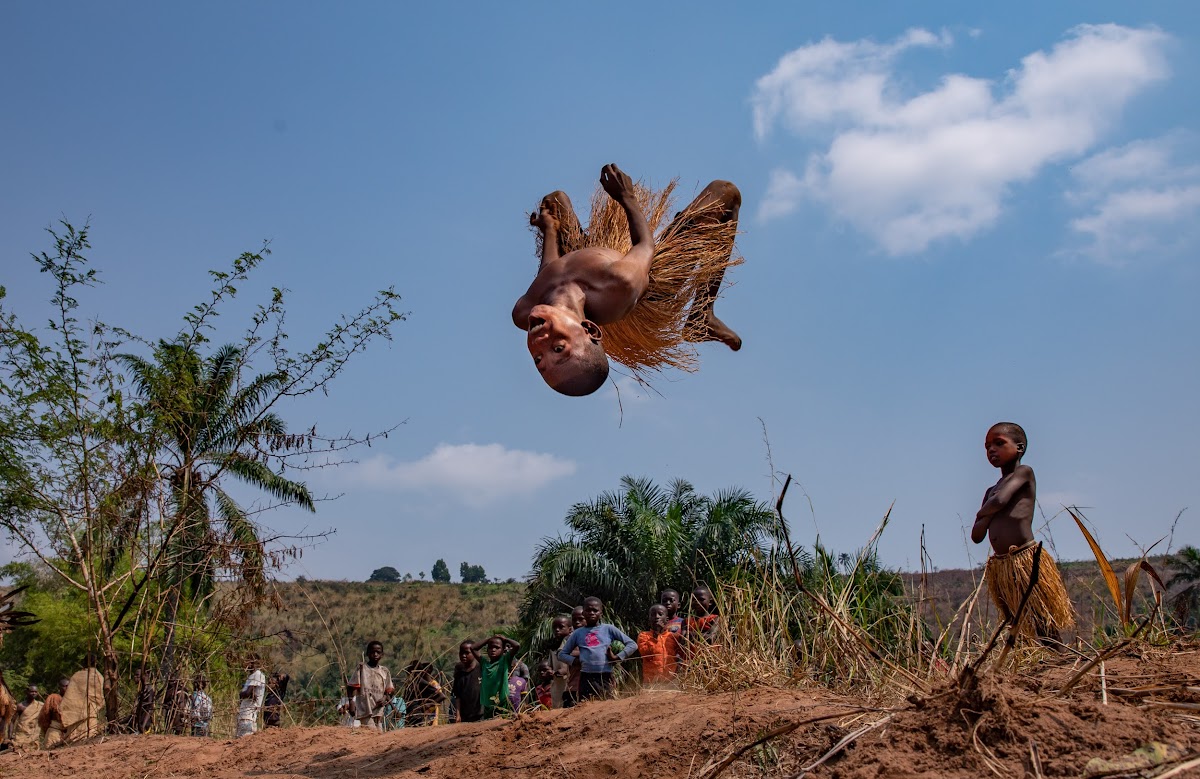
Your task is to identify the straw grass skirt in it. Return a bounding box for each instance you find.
[986,541,1075,638]
[538,180,742,383]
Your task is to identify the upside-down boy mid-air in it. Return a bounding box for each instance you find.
[512,163,744,395]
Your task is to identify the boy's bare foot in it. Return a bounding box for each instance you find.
[695,309,742,351]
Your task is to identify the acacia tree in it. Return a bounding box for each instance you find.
[0,222,404,726]
[518,476,778,650]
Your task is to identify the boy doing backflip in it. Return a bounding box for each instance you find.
[513,164,743,395]
[971,422,1074,642]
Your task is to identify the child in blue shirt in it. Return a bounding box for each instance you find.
[557,596,637,700]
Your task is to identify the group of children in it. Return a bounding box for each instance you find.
[330,584,720,731]
[448,585,720,723]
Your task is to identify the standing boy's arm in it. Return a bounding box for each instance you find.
[600,164,655,290]
[502,637,521,657]
[612,626,639,661]
[557,631,578,665]
[972,466,1034,542]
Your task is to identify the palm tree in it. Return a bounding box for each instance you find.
[1167,546,1200,629]
[519,476,777,650]
[119,340,314,604]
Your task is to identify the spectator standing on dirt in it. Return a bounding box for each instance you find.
[403,661,445,726]
[686,585,719,643]
[972,422,1074,643]
[336,684,358,728]
[236,657,267,737]
[531,661,555,709]
[187,675,213,737]
[13,685,42,748]
[132,669,155,733]
[557,596,637,701]
[562,606,586,707]
[450,641,483,723]
[471,635,520,719]
[636,604,680,684]
[660,589,684,634]
[548,616,573,708]
[37,677,67,747]
[349,640,394,731]
[161,676,187,735]
[263,671,290,728]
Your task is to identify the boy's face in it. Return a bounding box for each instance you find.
[367,644,384,664]
[459,643,475,664]
[195,678,207,691]
[486,639,504,660]
[649,604,668,629]
[583,600,602,626]
[571,607,586,628]
[985,428,1023,468]
[527,305,601,387]
[538,663,554,682]
[25,686,38,701]
[552,617,572,638]
[661,590,679,615]
[692,588,714,613]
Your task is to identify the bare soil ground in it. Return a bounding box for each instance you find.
[6,646,1198,779]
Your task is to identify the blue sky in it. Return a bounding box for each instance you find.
[3,3,1197,582]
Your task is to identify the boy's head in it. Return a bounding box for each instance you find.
[24,685,38,701]
[536,660,554,682]
[582,596,604,626]
[660,589,680,616]
[985,423,1027,468]
[526,304,609,396]
[484,637,505,660]
[571,606,586,628]
[648,603,668,630]
[366,640,384,665]
[552,615,573,638]
[458,640,475,664]
[193,675,208,691]
[58,677,70,695]
[692,585,714,614]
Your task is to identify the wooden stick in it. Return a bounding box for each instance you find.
[1058,610,1155,696]
[789,714,895,778]
[699,709,870,779]
[775,476,928,692]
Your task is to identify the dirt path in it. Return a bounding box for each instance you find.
[4,651,1198,778]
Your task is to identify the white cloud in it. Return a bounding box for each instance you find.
[340,443,577,508]
[1065,134,1200,265]
[752,24,1171,254]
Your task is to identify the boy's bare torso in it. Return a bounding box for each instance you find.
[512,246,645,330]
[981,469,1037,554]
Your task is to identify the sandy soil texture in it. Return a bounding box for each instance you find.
[4,648,1198,778]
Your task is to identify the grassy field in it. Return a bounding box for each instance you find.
[251,579,524,719]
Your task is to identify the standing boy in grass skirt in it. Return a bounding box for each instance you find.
[972,422,1074,642]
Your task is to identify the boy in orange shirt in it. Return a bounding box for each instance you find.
[635,604,679,684]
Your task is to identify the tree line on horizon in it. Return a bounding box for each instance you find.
[365,559,491,584]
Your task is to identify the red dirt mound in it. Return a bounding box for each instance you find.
[3,654,1197,779]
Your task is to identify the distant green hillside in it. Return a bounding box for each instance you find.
[252,580,524,712]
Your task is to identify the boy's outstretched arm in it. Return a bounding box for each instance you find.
[531,206,560,270]
[601,163,654,289]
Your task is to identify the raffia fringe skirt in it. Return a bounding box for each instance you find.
[985,541,1075,637]
[540,180,742,383]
